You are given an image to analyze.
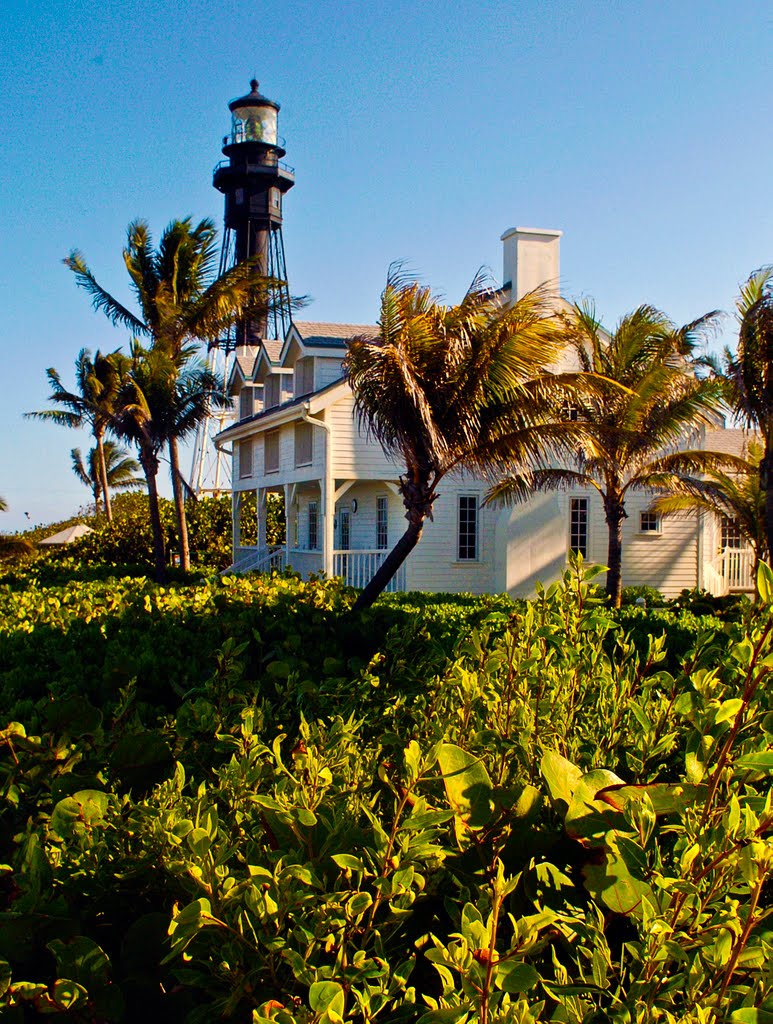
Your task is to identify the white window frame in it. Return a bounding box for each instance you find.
[294,422,313,468]
[376,495,388,550]
[264,430,280,474]
[238,439,253,479]
[639,511,661,535]
[569,497,589,558]
[457,494,479,561]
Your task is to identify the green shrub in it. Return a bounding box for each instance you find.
[0,562,771,1021]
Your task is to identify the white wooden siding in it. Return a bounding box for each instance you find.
[316,357,345,390]
[329,395,401,477]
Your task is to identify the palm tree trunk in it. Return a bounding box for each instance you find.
[604,493,625,608]
[139,446,167,584]
[352,517,425,611]
[352,469,436,611]
[96,431,112,523]
[168,437,190,571]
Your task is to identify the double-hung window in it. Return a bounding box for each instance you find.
[239,388,253,420]
[264,375,280,410]
[238,439,253,479]
[264,431,279,473]
[458,495,479,560]
[294,422,313,467]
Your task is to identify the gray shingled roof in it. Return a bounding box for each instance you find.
[263,339,283,364]
[234,353,256,378]
[293,321,378,347]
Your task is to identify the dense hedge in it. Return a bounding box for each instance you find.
[0,565,771,1021]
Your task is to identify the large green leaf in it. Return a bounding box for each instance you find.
[595,781,706,815]
[541,751,583,813]
[437,744,494,846]
[50,790,110,839]
[565,769,625,842]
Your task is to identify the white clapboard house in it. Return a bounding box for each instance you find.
[216,227,755,598]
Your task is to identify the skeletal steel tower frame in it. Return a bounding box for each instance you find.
[190,79,295,494]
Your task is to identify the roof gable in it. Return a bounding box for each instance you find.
[279,320,378,363]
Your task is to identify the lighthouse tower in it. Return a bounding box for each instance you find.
[190,79,295,493]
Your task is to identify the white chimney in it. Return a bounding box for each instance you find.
[501,226,562,301]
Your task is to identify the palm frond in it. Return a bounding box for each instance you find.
[64,250,148,334]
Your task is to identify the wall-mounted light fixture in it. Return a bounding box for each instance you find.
[351,499,358,513]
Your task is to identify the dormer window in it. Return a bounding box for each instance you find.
[294,358,314,398]
[239,387,253,420]
[265,375,280,409]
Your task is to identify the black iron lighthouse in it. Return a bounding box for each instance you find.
[213,79,295,347]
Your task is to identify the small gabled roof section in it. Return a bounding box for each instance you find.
[279,320,378,364]
[251,344,293,384]
[216,376,350,443]
[227,351,258,392]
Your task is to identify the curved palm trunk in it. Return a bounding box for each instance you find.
[168,437,191,571]
[603,491,626,608]
[139,445,167,584]
[95,430,112,523]
[352,468,436,612]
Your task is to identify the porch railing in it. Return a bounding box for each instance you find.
[332,549,406,593]
[706,546,755,594]
[224,546,286,575]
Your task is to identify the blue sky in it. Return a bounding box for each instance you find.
[1,0,771,530]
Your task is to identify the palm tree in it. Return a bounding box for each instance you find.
[71,440,144,514]
[25,349,124,522]
[343,267,586,611]
[650,439,767,581]
[112,342,228,582]
[487,302,727,606]
[713,268,773,558]
[64,217,285,568]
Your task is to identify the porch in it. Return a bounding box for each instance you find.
[703,546,756,596]
[227,544,406,592]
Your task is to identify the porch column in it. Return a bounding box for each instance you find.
[232,491,241,550]
[284,484,292,568]
[322,477,334,577]
[257,488,267,549]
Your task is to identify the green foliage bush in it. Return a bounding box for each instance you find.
[0,562,771,1021]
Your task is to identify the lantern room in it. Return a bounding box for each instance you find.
[227,79,278,146]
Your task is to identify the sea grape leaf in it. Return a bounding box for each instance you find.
[309,980,345,1022]
[583,834,653,915]
[47,936,110,989]
[541,751,583,814]
[494,960,540,992]
[437,744,494,845]
[596,782,706,816]
[50,791,109,839]
[565,770,625,842]
[735,752,773,772]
